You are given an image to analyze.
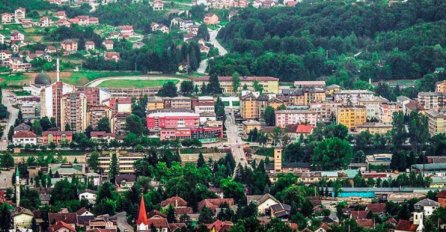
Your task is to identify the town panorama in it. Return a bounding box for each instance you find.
[0,0,445,231]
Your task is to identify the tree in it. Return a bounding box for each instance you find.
[50,178,78,204]
[197,24,210,41]
[109,152,119,183]
[232,72,241,93]
[31,120,43,136]
[197,152,206,168]
[264,106,275,126]
[88,151,100,172]
[7,126,13,141]
[180,81,194,96]
[0,104,7,120]
[208,73,222,94]
[0,203,11,232]
[97,117,111,132]
[0,153,14,168]
[215,97,226,120]
[198,206,214,224]
[126,114,144,135]
[40,117,52,131]
[221,178,246,205]
[158,81,178,97]
[312,137,353,170]
[167,205,176,223]
[253,80,264,93]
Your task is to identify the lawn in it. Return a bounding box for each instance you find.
[0,73,32,86]
[98,79,179,88]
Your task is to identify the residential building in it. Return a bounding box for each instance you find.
[42,131,73,145]
[39,16,52,27]
[163,96,192,109]
[79,189,97,204]
[118,25,134,38]
[147,96,164,111]
[85,41,95,50]
[198,198,235,212]
[152,0,164,10]
[102,40,114,50]
[336,105,367,130]
[93,151,145,174]
[87,105,113,130]
[192,76,279,94]
[359,96,389,120]
[159,126,223,142]
[61,39,78,54]
[247,193,281,215]
[10,31,25,43]
[242,120,261,133]
[40,80,76,127]
[90,131,115,143]
[9,58,31,72]
[334,90,374,105]
[146,110,199,130]
[204,13,219,25]
[436,80,446,93]
[14,8,26,21]
[275,109,320,128]
[13,207,34,229]
[240,93,260,120]
[418,92,446,111]
[12,131,37,146]
[104,51,120,62]
[294,81,326,89]
[1,13,13,23]
[355,122,392,134]
[426,109,446,135]
[0,34,5,44]
[284,88,326,105]
[379,102,402,124]
[60,92,88,132]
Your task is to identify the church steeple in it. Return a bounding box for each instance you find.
[136,195,148,231]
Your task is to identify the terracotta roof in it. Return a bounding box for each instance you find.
[207,220,233,232]
[295,124,314,134]
[174,207,193,215]
[350,210,368,220]
[366,203,386,214]
[437,190,446,198]
[246,193,279,206]
[356,219,374,228]
[395,219,417,231]
[147,213,169,228]
[49,212,77,224]
[13,130,37,138]
[42,131,73,136]
[49,221,76,232]
[198,198,234,212]
[160,196,188,207]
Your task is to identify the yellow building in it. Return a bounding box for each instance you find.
[192,76,279,94]
[242,120,261,134]
[92,150,145,174]
[288,89,326,105]
[436,80,446,93]
[426,109,446,135]
[336,105,367,130]
[147,96,164,111]
[240,93,260,120]
[13,208,34,229]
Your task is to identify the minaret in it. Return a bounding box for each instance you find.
[136,195,148,231]
[274,148,282,172]
[15,167,20,207]
[56,58,60,82]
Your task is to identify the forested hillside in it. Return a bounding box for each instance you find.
[214,0,446,87]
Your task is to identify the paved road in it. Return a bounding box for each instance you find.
[197,28,228,74]
[2,89,18,140]
[224,109,250,178]
[85,75,184,88]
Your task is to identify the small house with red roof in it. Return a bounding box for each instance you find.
[203,13,219,25]
[152,0,164,10]
[207,220,233,232]
[295,124,314,137]
[394,219,420,232]
[102,40,114,50]
[437,190,446,207]
[104,51,120,62]
[160,196,193,216]
[2,13,13,23]
[198,198,235,213]
[54,11,66,19]
[366,203,386,215]
[118,25,134,38]
[350,210,368,220]
[85,41,95,51]
[356,219,374,229]
[12,131,37,146]
[50,221,77,232]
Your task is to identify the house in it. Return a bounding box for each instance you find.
[14,123,31,133]
[204,13,219,25]
[247,193,281,215]
[160,196,193,215]
[270,203,291,220]
[0,34,5,44]
[79,189,97,204]
[21,19,33,28]
[46,46,57,54]
[42,131,73,145]
[0,50,12,61]
[356,219,374,228]
[207,220,233,232]
[89,17,99,25]
[104,52,120,62]
[1,13,13,23]
[76,207,95,227]
[12,131,37,146]
[103,40,114,50]
[152,0,164,10]
[91,131,115,143]
[118,25,134,38]
[13,207,34,229]
[115,174,136,188]
[56,19,71,27]
[350,210,368,220]
[54,11,67,19]
[437,190,446,207]
[49,221,76,232]
[9,57,31,72]
[295,124,314,138]
[394,219,420,232]
[414,198,439,216]
[10,31,25,43]
[366,203,386,215]
[39,16,53,27]
[85,41,95,50]
[61,39,78,54]
[14,8,26,22]
[198,198,235,213]
[49,211,78,227]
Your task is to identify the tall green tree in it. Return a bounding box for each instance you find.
[312,137,353,170]
[97,117,111,132]
[158,81,178,97]
[88,151,100,172]
[264,106,275,126]
[180,81,194,96]
[126,114,144,135]
[0,203,11,232]
[232,72,241,93]
[208,73,222,94]
[109,152,119,183]
[215,97,226,120]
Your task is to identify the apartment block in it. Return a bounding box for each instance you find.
[334,90,374,105]
[87,105,113,131]
[417,92,446,111]
[275,110,320,128]
[60,92,88,132]
[336,105,367,130]
[426,110,446,136]
[436,80,446,93]
[92,151,145,174]
[163,96,192,110]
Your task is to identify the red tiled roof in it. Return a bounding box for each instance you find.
[437,190,446,199]
[350,210,368,220]
[49,221,76,232]
[42,131,73,136]
[13,130,37,138]
[174,207,193,215]
[207,220,233,232]
[136,197,148,225]
[161,196,188,207]
[148,214,169,228]
[366,203,386,214]
[198,198,234,212]
[295,124,314,134]
[356,219,373,228]
[48,212,77,225]
[395,219,417,231]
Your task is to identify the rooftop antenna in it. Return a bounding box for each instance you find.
[56,58,60,82]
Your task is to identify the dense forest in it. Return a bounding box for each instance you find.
[215,0,446,87]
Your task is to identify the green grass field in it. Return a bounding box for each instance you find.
[0,73,31,86]
[61,71,142,85]
[98,79,179,88]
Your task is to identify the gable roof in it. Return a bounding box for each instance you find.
[356,219,374,228]
[160,196,188,208]
[415,198,440,207]
[395,219,417,231]
[13,130,37,139]
[48,212,77,225]
[366,203,386,214]
[49,221,76,232]
[246,193,279,206]
[296,124,314,134]
[350,210,368,220]
[207,220,233,232]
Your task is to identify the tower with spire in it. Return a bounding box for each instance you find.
[15,167,20,207]
[136,195,148,232]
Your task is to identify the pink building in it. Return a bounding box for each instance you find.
[160,127,222,140]
[146,111,200,130]
[275,110,320,128]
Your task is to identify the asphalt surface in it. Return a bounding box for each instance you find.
[224,109,250,178]
[197,28,228,74]
[2,89,18,140]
